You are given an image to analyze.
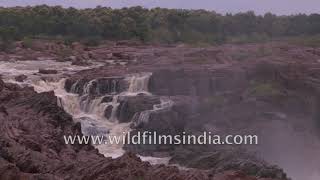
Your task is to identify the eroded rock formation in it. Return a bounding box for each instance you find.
[2,79,264,180]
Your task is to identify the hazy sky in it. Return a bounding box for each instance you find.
[0,0,319,15]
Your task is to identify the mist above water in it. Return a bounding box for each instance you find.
[257,119,320,180]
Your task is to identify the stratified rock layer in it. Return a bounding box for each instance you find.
[0,78,283,180]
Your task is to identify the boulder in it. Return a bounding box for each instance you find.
[101,95,114,103]
[116,95,160,123]
[71,42,85,52]
[104,105,113,119]
[38,68,58,74]
[131,108,182,134]
[71,59,91,66]
[112,52,132,60]
[0,78,4,92]
[14,74,27,82]
[71,56,91,66]
[63,55,77,62]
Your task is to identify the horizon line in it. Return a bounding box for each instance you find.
[0,4,318,16]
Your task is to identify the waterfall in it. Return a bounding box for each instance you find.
[60,72,173,134]
[109,95,120,122]
[83,79,96,94]
[66,73,153,122]
[70,80,80,93]
[23,73,168,139]
[52,72,155,158]
[128,72,152,93]
[112,79,117,93]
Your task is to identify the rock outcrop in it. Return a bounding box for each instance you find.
[2,79,269,180]
[14,74,28,82]
[117,95,161,123]
[38,68,58,74]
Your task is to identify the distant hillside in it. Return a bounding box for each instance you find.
[0,5,320,44]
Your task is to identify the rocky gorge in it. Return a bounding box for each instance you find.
[1,40,320,180]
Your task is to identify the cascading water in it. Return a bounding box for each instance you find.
[55,72,176,159]
[54,72,167,158]
[128,72,152,93]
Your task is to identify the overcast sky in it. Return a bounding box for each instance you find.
[0,0,319,15]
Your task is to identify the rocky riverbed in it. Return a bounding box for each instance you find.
[1,40,320,180]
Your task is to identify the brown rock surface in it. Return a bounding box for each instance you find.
[38,68,58,74]
[0,79,281,180]
[14,74,28,82]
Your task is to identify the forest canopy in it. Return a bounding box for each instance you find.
[0,5,320,44]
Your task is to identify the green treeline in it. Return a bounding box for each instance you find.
[0,5,320,44]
